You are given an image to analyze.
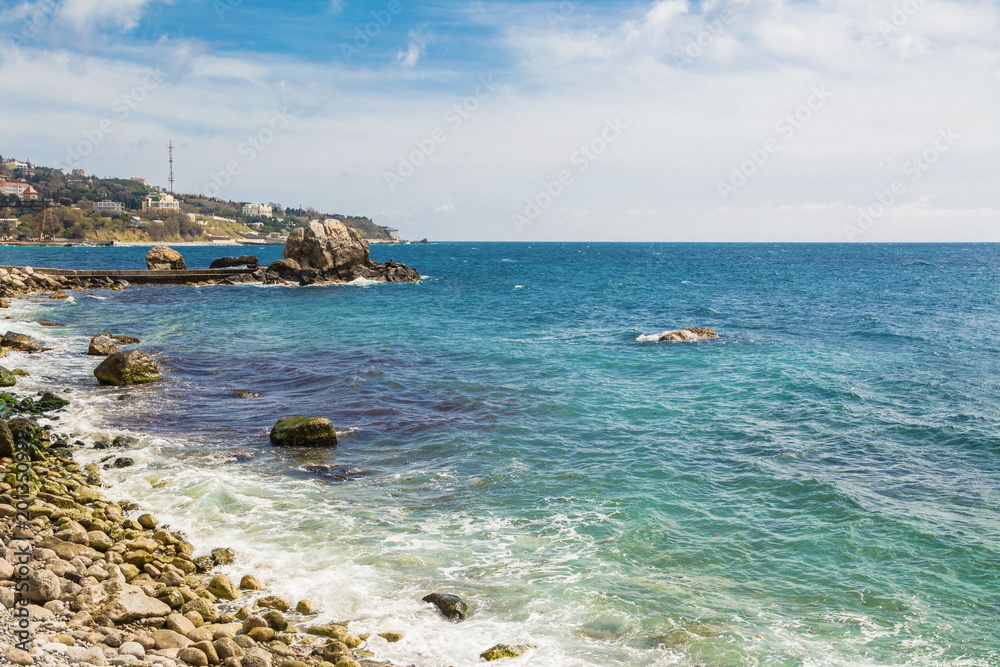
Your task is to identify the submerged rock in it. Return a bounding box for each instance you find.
[422,592,469,621]
[269,416,338,447]
[233,389,261,399]
[146,246,187,271]
[94,350,161,385]
[480,644,536,661]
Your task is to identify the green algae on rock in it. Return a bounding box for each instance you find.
[94,349,161,385]
[269,416,338,447]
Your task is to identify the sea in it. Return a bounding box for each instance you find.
[1,242,998,667]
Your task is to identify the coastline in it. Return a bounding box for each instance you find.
[0,294,409,667]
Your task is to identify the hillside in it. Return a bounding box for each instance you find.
[0,157,395,242]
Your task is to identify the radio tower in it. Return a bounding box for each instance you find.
[168,141,175,193]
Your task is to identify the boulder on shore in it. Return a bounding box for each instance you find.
[210,255,259,269]
[281,219,419,283]
[146,246,187,271]
[269,416,338,447]
[94,350,161,385]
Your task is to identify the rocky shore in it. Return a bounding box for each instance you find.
[0,386,410,667]
[0,279,533,666]
[0,219,419,298]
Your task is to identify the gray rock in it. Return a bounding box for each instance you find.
[146,246,187,271]
[118,643,146,659]
[25,568,62,602]
[89,335,120,357]
[65,646,110,666]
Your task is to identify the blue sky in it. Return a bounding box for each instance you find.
[1,0,998,241]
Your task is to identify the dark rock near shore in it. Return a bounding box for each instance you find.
[2,331,42,352]
[94,350,161,385]
[269,416,338,447]
[267,258,302,280]
[281,219,420,283]
[210,255,259,269]
[110,334,142,345]
[146,246,187,271]
[422,592,469,621]
[89,334,120,356]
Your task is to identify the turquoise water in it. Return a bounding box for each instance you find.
[3,243,999,666]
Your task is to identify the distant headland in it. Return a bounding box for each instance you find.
[0,155,427,246]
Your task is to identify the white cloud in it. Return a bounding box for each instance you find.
[59,0,166,33]
[395,31,432,69]
[2,0,999,241]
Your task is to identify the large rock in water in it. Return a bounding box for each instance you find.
[269,416,338,447]
[282,219,419,282]
[94,350,161,385]
[658,327,719,342]
[146,246,187,271]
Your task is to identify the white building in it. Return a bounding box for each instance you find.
[142,192,180,212]
[0,182,39,199]
[242,203,273,217]
[94,201,124,215]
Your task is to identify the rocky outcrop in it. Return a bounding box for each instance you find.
[269,416,338,447]
[145,246,187,271]
[94,350,161,385]
[280,219,419,284]
[210,255,259,269]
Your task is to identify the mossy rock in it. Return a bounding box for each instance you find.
[0,366,16,387]
[480,644,536,661]
[11,369,28,377]
[269,416,338,447]
[94,350,161,386]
